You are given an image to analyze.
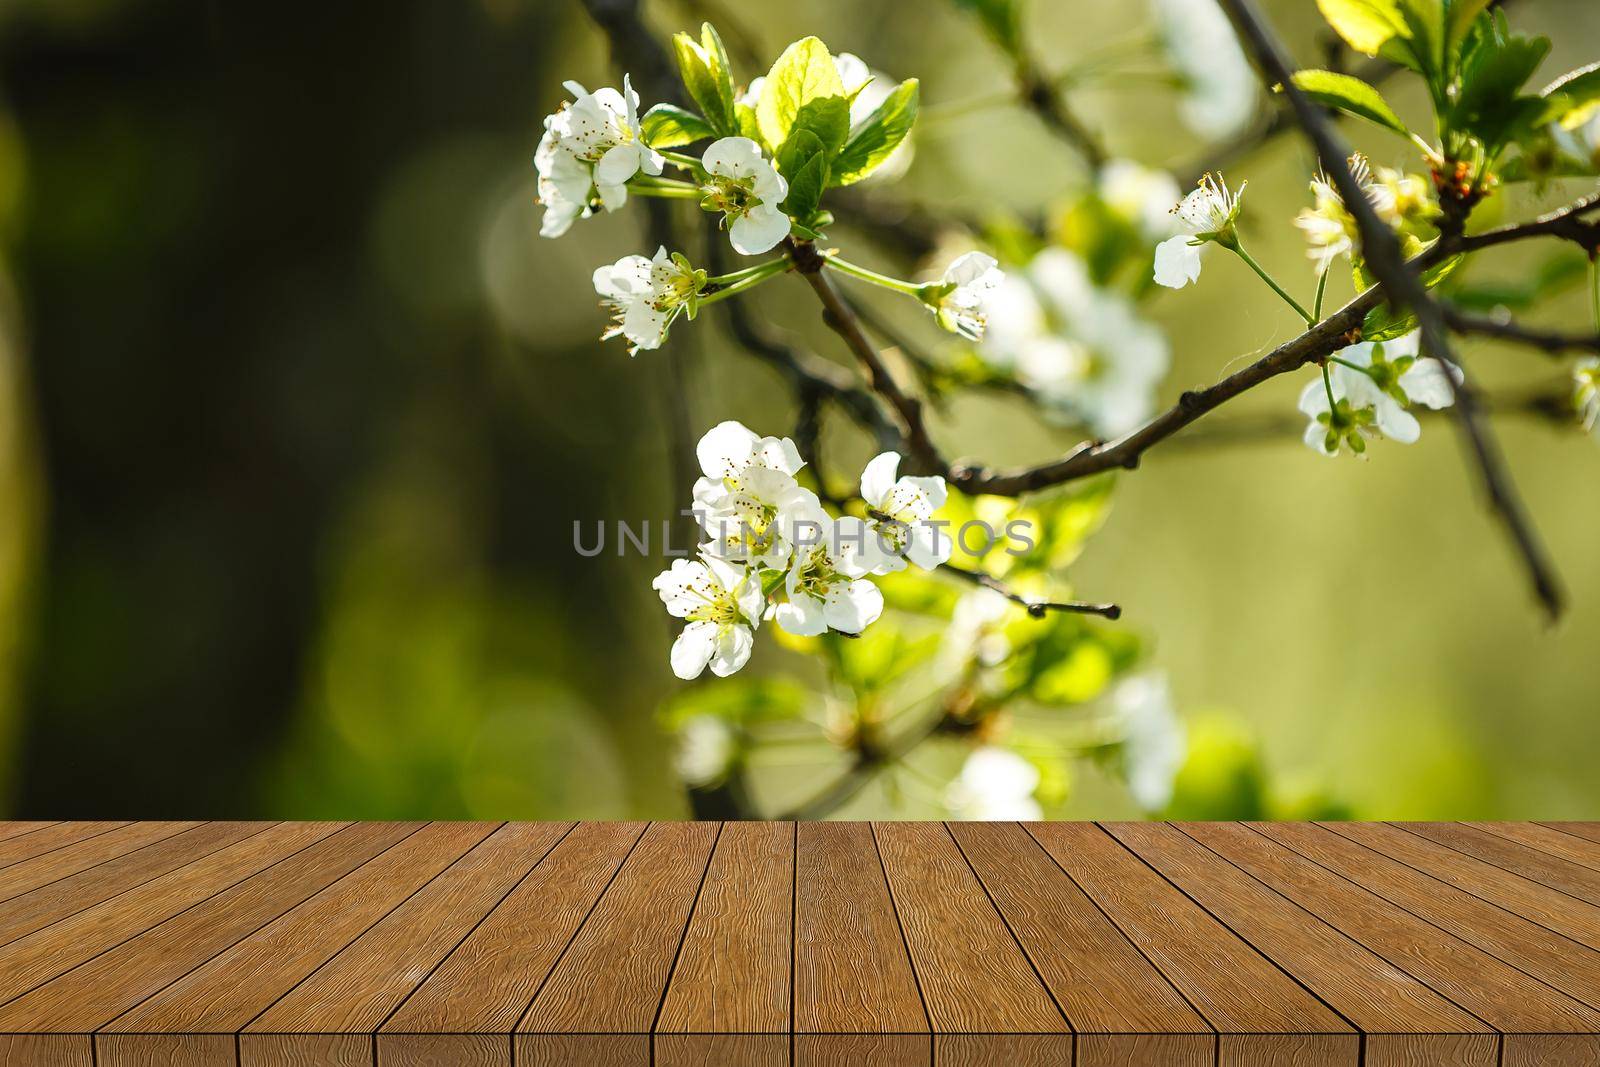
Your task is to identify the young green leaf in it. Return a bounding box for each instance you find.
[787,95,852,159]
[1316,0,1409,56]
[671,23,738,136]
[832,78,919,187]
[1290,70,1413,137]
[1445,0,1492,48]
[641,104,715,148]
[756,37,845,150]
[1451,19,1552,149]
[776,128,828,223]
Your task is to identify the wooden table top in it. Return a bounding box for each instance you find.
[0,821,1598,1065]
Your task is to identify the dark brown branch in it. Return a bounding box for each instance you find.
[1445,306,1600,356]
[1216,0,1563,621]
[787,239,949,474]
[939,562,1121,620]
[1453,192,1600,256]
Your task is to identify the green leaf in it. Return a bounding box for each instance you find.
[1316,0,1409,56]
[788,95,852,158]
[735,103,764,147]
[640,104,715,148]
[1396,0,1444,79]
[671,23,738,136]
[1445,0,1492,47]
[1290,70,1413,136]
[1362,302,1419,342]
[756,37,845,150]
[832,78,919,186]
[776,128,828,223]
[950,0,1024,58]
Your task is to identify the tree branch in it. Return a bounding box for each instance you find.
[1445,306,1600,356]
[939,562,1121,619]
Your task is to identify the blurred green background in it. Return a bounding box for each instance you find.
[0,0,1595,821]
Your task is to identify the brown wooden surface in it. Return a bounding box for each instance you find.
[2,822,1600,1065]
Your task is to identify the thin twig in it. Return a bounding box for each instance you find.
[1444,306,1600,356]
[1215,0,1564,620]
[939,562,1122,620]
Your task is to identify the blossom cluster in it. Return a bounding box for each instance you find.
[652,421,952,679]
[1293,153,1439,273]
[1299,332,1460,457]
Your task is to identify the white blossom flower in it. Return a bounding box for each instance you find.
[653,553,763,680]
[1111,674,1185,812]
[1153,174,1244,289]
[981,250,1170,437]
[592,247,704,353]
[692,421,812,569]
[925,252,1004,340]
[773,505,884,637]
[1575,357,1600,436]
[1152,0,1257,139]
[674,715,737,786]
[857,451,952,574]
[1298,332,1460,457]
[946,588,1014,668]
[946,746,1042,820]
[1100,159,1183,242]
[1552,109,1600,173]
[700,137,791,255]
[1294,155,1436,271]
[535,76,663,238]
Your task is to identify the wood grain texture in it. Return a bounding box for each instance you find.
[379,820,645,1067]
[793,821,926,1037]
[0,822,418,1040]
[516,821,721,1035]
[0,821,197,903]
[1402,822,1600,906]
[0,821,126,869]
[1259,822,1600,1009]
[948,820,1211,1067]
[1117,822,1494,1067]
[1543,822,1600,847]
[1475,822,1600,871]
[1329,821,1600,952]
[1027,822,1358,1067]
[245,821,572,1047]
[873,821,1067,1038]
[0,821,334,1004]
[657,821,792,1035]
[0,821,267,948]
[1189,822,1600,1064]
[104,822,496,1038]
[0,821,61,843]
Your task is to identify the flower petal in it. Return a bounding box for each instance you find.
[1399,358,1460,410]
[729,205,791,255]
[1374,398,1421,444]
[1153,236,1203,288]
[702,135,763,178]
[823,579,884,634]
[595,143,642,187]
[708,624,754,676]
[670,621,718,679]
[775,593,827,637]
[860,451,901,506]
[697,421,759,480]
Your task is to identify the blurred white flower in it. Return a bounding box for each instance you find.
[700,137,791,255]
[692,421,812,569]
[592,247,702,353]
[1100,159,1183,242]
[946,588,1014,667]
[1298,331,1460,457]
[1112,674,1186,812]
[1575,357,1600,436]
[1151,0,1256,139]
[946,746,1042,820]
[1154,173,1244,289]
[675,715,737,786]
[774,505,884,637]
[981,250,1170,437]
[1552,109,1600,172]
[653,553,763,680]
[858,451,952,574]
[926,252,1004,340]
[536,76,663,238]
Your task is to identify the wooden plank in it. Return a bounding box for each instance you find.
[873,822,1067,1067]
[655,822,791,1066]
[0,822,61,844]
[0,822,198,904]
[1475,822,1600,872]
[1402,823,1600,906]
[0,821,338,1005]
[380,821,646,1066]
[1189,821,1600,1065]
[949,821,1211,1067]
[1544,823,1600,847]
[1028,822,1357,1066]
[0,821,127,870]
[0,822,268,948]
[0,822,420,1052]
[1326,822,1600,952]
[1258,822,1600,1010]
[1113,821,1495,1067]
[100,821,497,1057]
[242,821,571,1061]
[515,821,721,1067]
